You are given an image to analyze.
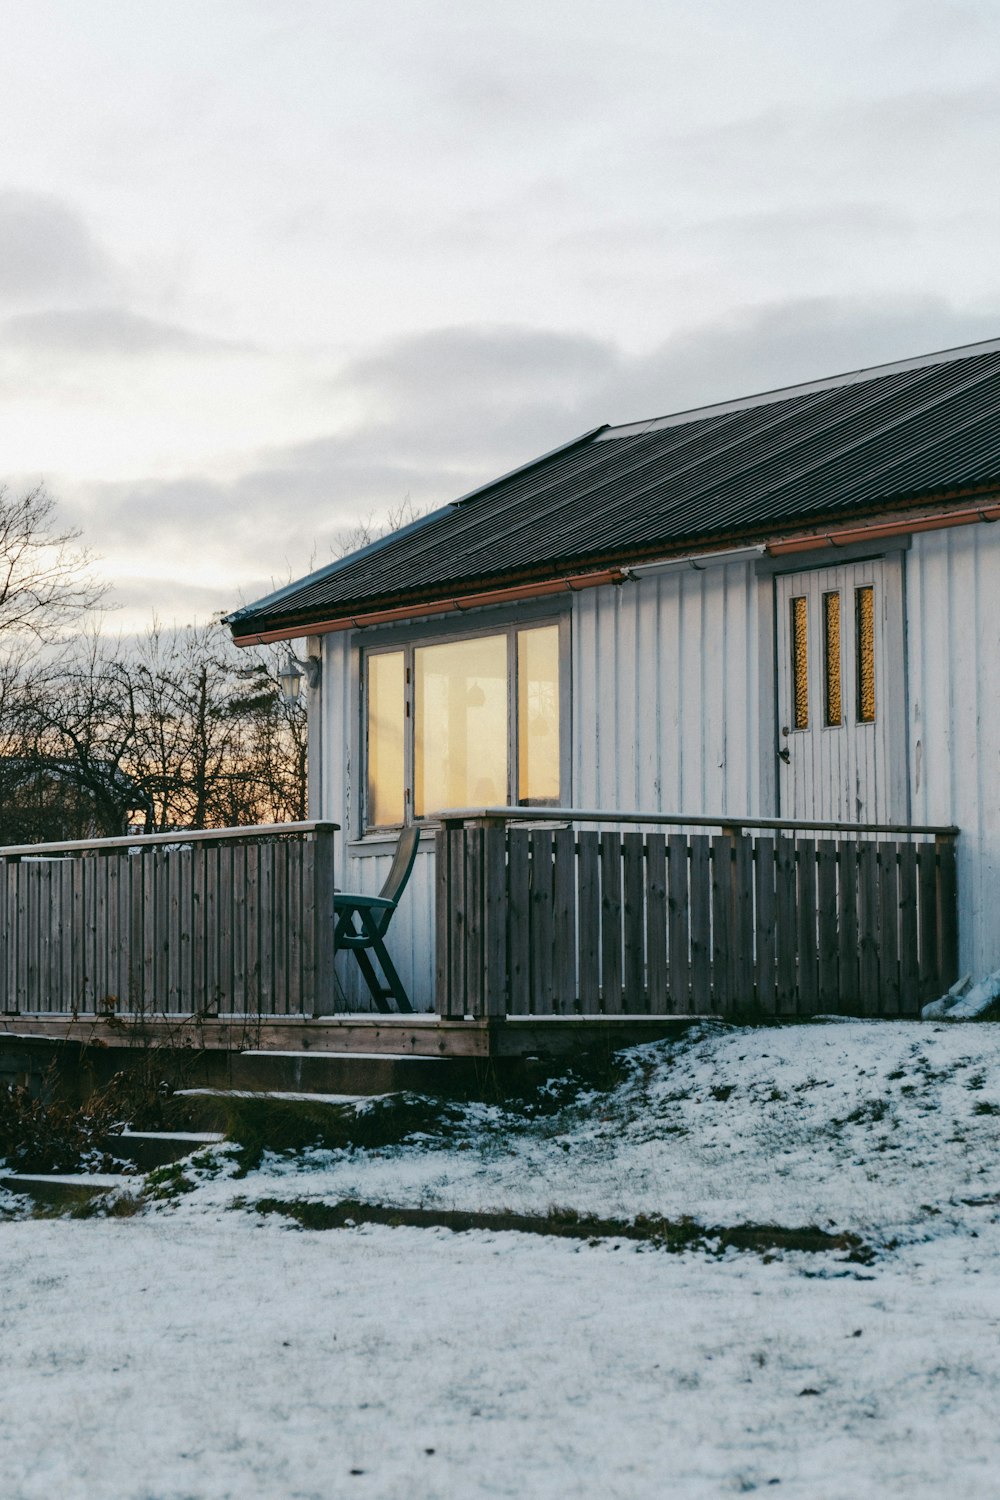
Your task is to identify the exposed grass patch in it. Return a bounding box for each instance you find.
[145,1162,196,1202]
[222,1092,476,1174]
[252,1196,875,1263]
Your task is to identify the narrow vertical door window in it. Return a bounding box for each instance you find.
[791,596,809,729]
[366,652,405,827]
[823,591,842,726]
[856,586,876,723]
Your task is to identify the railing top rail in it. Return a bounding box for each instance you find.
[436,806,959,838]
[0,819,340,860]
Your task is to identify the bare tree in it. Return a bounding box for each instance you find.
[0,484,104,645]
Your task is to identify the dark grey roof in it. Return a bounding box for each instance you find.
[229,337,1000,638]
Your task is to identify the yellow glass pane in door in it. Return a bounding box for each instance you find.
[856,586,876,722]
[823,591,842,726]
[415,635,508,816]
[518,624,560,804]
[791,596,808,729]
[367,651,405,827]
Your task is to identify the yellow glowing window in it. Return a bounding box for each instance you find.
[791,596,808,730]
[856,586,876,723]
[414,635,509,818]
[366,652,405,828]
[365,621,564,828]
[518,624,560,805]
[823,591,842,727]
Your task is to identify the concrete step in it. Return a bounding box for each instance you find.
[103,1130,224,1171]
[227,1049,460,1097]
[0,1172,132,1207]
[172,1087,383,1133]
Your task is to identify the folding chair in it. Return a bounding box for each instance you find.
[333,824,421,1012]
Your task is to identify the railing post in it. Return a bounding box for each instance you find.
[935,831,959,991]
[311,824,337,1017]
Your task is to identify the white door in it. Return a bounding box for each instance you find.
[775,556,907,824]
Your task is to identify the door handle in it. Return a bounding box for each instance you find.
[778,726,791,764]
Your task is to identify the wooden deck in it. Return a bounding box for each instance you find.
[0,809,961,1060]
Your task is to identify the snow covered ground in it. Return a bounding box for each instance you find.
[3,1020,1000,1499]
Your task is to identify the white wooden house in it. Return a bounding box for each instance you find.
[228,337,1000,1012]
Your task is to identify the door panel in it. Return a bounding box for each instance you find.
[775,557,906,823]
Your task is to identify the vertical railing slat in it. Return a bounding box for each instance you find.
[753,837,777,1015]
[688,835,711,1014]
[552,826,577,1015]
[666,834,690,1014]
[897,843,920,1016]
[879,843,901,1016]
[645,834,668,1014]
[622,831,645,1012]
[936,836,959,992]
[599,832,623,1015]
[507,828,531,1015]
[483,825,508,1018]
[795,839,818,1016]
[774,835,797,1015]
[857,841,880,1014]
[816,839,839,1013]
[530,829,554,1015]
[576,831,600,1013]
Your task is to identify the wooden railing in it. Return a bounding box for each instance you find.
[0,822,338,1017]
[435,809,959,1020]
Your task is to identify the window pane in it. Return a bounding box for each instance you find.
[367,652,405,827]
[791,596,808,729]
[518,625,560,804]
[856,585,876,722]
[414,635,508,816]
[823,591,842,727]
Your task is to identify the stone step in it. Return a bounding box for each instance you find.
[0,1172,131,1206]
[171,1087,383,1133]
[227,1048,460,1097]
[103,1130,225,1171]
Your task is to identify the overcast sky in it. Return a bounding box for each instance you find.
[2,0,999,627]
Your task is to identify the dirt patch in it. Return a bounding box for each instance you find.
[253,1196,875,1262]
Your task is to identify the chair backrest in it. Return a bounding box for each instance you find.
[377,824,421,919]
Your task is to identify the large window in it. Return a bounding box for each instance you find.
[364,621,564,829]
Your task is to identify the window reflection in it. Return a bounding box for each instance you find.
[367,652,405,827]
[518,625,560,804]
[414,635,508,816]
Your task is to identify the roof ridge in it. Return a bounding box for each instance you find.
[599,333,1000,440]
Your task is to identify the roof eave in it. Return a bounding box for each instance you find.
[230,484,1000,645]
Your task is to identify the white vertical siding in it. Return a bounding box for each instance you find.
[906,526,1000,979]
[572,563,766,816]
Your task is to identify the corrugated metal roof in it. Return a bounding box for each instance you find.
[229,338,1000,637]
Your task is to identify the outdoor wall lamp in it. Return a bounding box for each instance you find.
[278,650,321,704]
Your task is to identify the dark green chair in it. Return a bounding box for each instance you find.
[333,825,421,1013]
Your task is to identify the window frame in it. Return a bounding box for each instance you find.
[361,609,571,834]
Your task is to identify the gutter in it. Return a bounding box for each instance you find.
[766,500,1000,555]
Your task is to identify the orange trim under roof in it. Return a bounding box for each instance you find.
[231,568,627,646]
[766,502,1000,555]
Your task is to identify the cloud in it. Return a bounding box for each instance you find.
[0,189,115,305]
[590,294,999,422]
[61,298,1000,624]
[1,306,250,357]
